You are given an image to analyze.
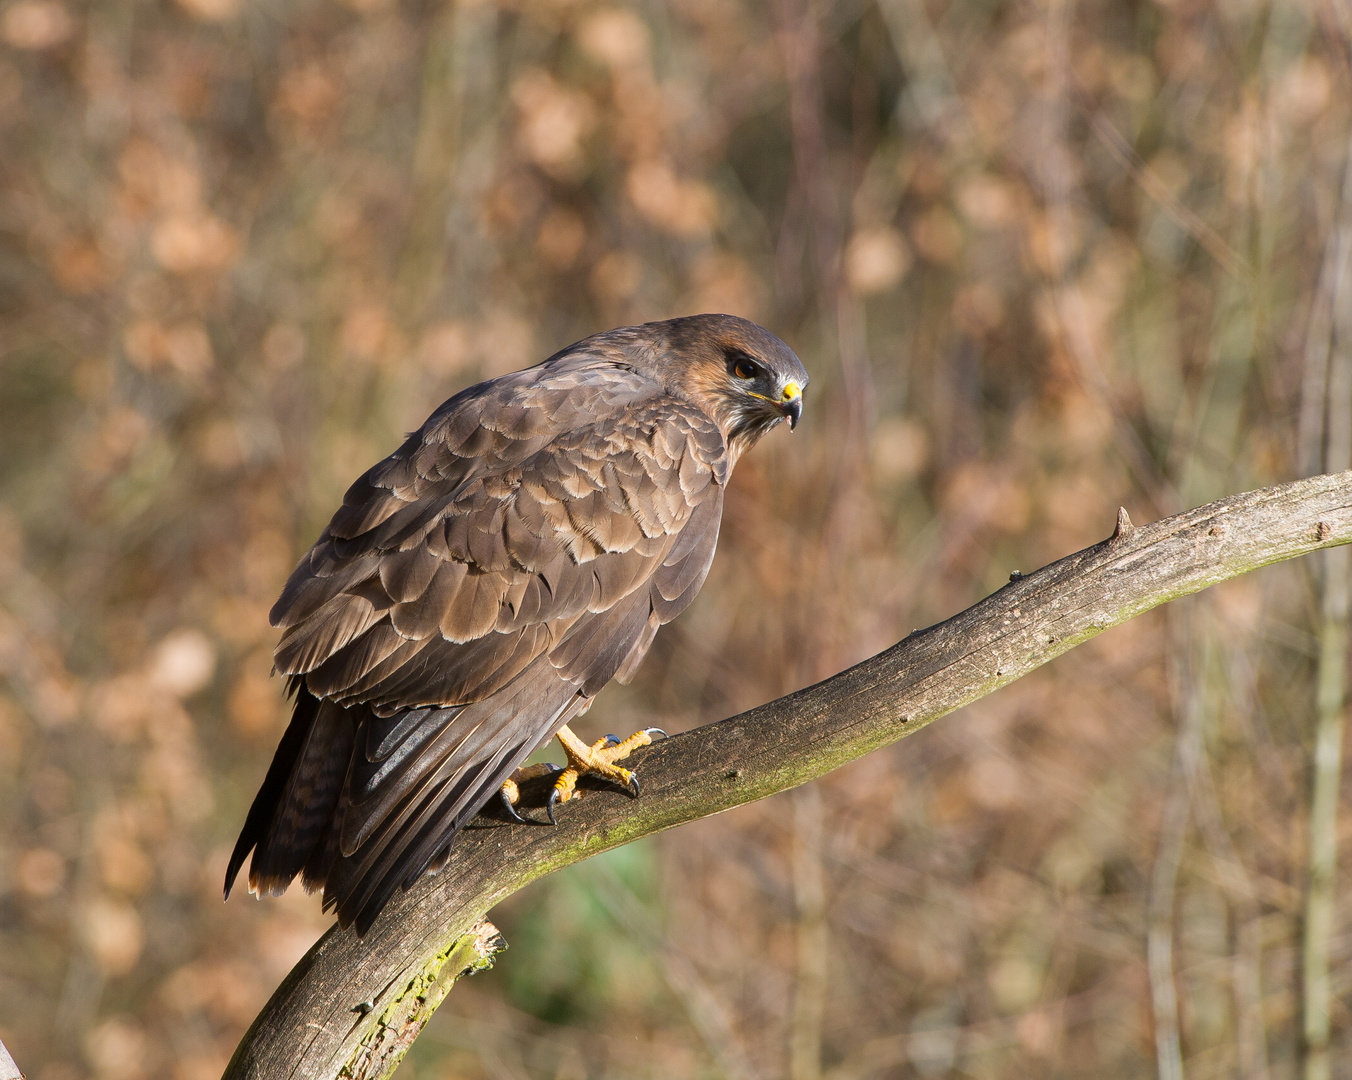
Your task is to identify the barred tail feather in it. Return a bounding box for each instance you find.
[224,687,355,900]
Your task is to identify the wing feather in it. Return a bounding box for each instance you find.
[274,586,390,675]
[614,611,661,685]
[378,545,441,603]
[270,547,379,629]
[325,637,429,708]
[367,705,438,761]
[653,489,723,604]
[305,622,417,698]
[550,587,654,692]
[441,568,509,642]
[389,560,467,639]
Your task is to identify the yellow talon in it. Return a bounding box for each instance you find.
[547,768,580,824]
[500,761,566,823]
[502,724,665,825]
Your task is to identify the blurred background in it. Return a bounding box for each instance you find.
[1,0,1349,1076]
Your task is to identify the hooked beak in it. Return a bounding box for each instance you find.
[779,381,803,430]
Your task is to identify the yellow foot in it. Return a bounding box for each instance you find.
[499,762,564,823]
[547,724,666,825]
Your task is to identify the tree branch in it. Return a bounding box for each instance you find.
[224,472,1352,1080]
[0,1036,23,1080]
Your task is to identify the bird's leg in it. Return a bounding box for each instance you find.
[547,723,667,824]
[498,762,564,823]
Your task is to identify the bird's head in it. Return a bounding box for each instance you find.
[646,314,809,455]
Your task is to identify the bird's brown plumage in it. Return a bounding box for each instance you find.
[225,314,808,932]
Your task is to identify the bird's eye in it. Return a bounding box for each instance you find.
[732,356,761,380]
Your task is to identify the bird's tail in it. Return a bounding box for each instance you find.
[224,682,355,900]
[224,662,585,934]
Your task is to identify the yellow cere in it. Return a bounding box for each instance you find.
[781,381,802,401]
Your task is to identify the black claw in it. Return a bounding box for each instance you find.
[627,773,641,799]
[547,789,561,826]
[643,727,668,740]
[603,734,622,747]
[500,789,527,824]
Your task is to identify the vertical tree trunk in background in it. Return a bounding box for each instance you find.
[789,785,826,1080]
[1304,541,1349,1080]
[1303,322,1352,1080]
[1302,111,1352,1080]
[1147,616,1195,1080]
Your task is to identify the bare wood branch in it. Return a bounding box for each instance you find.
[224,472,1352,1080]
[0,1036,24,1080]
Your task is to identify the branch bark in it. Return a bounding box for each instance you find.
[0,1036,22,1080]
[225,472,1352,1080]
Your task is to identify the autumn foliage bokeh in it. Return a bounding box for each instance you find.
[1,0,1348,1077]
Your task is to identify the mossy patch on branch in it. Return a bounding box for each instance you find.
[340,920,506,1080]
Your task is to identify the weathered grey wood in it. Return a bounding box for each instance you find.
[224,471,1352,1080]
[0,1036,23,1080]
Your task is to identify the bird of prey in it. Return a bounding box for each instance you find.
[225,313,808,933]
